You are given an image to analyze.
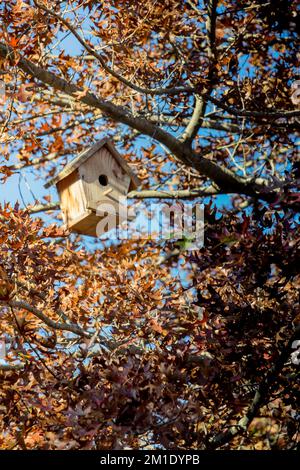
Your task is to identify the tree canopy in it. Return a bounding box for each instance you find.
[0,0,299,450]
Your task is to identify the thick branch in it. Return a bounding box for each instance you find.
[0,41,256,195]
[8,299,90,338]
[0,42,288,198]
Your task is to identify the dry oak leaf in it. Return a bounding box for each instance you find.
[0,265,17,301]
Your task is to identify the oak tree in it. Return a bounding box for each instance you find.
[0,0,299,450]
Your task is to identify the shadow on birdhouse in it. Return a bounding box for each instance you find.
[45,138,140,237]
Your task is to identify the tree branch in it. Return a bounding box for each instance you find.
[181,95,207,143]
[22,187,220,216]
[19,178,290,216]
[181,0,218,144]
[207,95,300,120]
[8,299,90,338]
[26,202,60,214]
[128,186,221,199]
[0,363,24,371]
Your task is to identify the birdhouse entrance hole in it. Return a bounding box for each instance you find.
[98,174,108,186]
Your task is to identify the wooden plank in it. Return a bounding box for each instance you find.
[67,209,93,230]
[57,170,87,226]
[64,207,130,237]
[69,210,102,237]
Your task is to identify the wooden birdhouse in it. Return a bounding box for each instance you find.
[45,138,140,237]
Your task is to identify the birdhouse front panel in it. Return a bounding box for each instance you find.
[78,145,131,211]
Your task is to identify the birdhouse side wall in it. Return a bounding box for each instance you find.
[57,170,87,226]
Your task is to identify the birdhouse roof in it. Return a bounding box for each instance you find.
[44,137,140,189]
